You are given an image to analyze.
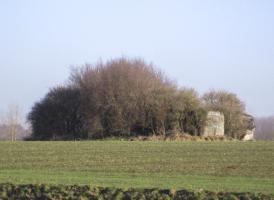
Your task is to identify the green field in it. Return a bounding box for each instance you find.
[0,141,273,194]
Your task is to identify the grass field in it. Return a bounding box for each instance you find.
[0,141,273,193]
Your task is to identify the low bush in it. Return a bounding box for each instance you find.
[112,134,235,141]
[0,183,273,200]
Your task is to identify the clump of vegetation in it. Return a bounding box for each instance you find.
[0,183,273,200]
[28,57,251,140]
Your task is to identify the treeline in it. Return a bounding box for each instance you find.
[28,58,250,140]
[255,116,274,140]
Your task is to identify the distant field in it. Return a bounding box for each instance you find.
[0,141,273,193]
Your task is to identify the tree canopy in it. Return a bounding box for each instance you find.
[28,58,250,140]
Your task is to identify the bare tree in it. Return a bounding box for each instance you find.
[0,110,3,124]
[4,105,21,141]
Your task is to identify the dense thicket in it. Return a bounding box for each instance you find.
[28,86,87,140]
[28,58,249,140]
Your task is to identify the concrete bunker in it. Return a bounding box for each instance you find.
[203,111,225,136]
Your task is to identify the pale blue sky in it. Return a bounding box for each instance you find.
[0,0,274,121]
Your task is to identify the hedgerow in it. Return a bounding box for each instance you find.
[0,183,273,200]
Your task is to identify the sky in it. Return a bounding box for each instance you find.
[0,0,274,123]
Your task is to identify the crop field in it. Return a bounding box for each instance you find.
[0,141,273,194]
